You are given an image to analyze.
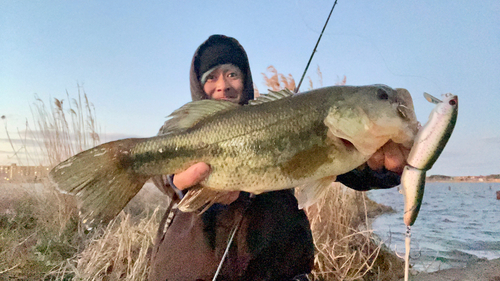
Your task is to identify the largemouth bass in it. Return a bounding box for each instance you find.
[50,85,418,225]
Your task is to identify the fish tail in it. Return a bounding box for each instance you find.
[49,138,150,227]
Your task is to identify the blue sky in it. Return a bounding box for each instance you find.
[1,1,499,176]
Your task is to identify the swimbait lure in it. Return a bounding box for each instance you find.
[401,92,458,281]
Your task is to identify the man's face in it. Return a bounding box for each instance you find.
[203,64,244,103]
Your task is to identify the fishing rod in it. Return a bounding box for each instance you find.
[295,0,338,93]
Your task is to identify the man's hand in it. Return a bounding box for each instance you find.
[173,162,240,205]
[367,140,410,175]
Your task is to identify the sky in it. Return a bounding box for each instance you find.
[1,1,499,177]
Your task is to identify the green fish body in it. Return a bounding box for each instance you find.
[50,85,418,225]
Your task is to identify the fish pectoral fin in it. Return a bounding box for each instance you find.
[177,186,232,213]
[294,176,337,209]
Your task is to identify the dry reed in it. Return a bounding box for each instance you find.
[261,65,296,91]
[70,207,162,280]
[1,86,165,280]
[305,184,402,281]
[28,84,100,167]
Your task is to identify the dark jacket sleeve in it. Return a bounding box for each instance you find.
[336,165,401,191]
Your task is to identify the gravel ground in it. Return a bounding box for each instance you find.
[404,258,500,281]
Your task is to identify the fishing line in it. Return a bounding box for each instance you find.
[295,0,338,92]
[212,194,255,281]
[212,214,243,281]
[295,1,442,93]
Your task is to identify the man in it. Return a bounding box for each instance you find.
[149,35,408,281]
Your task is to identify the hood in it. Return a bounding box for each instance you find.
[189,35,254,105]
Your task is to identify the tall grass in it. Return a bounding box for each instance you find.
[0,86,168,280]
[261,65,297,91]
[306,184,404,281]
[69,206,162,280]
[1,85,101,279]
[29,85,100,167]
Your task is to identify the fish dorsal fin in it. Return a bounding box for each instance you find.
[423,92,442,104]
[248,88,294,105]
[159,100,239,135]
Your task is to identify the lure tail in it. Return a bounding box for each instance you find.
[402,166,426,226]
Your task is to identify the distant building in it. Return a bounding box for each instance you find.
[0,164,50,182]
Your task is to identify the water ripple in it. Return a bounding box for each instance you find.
[368,182,500,272]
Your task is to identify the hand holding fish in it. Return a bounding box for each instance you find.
[366,140,410,174]
[173,162,241,205]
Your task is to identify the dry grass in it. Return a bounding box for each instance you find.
[0,181,166,280]
[261,65,297,91]
[305,184,404,281]
[0,181,79,279]
[261,65,346,93]
[1,87,168,280]
[29,85,100,167]
[70,204,162,280]
[306,183,376,280]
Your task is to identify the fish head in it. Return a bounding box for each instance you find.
[324,85,419,156]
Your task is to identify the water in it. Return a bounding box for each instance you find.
[367,182,500,272]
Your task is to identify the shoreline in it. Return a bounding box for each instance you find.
[427,179,500,183]
[406,258,500,281]
[427,174,500,183]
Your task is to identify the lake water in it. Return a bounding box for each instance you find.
[367,182,500,272]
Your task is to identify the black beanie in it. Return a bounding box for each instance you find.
[196,35,247,81]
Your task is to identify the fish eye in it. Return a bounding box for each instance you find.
[449,99,456,106]
[377,89,389,100]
